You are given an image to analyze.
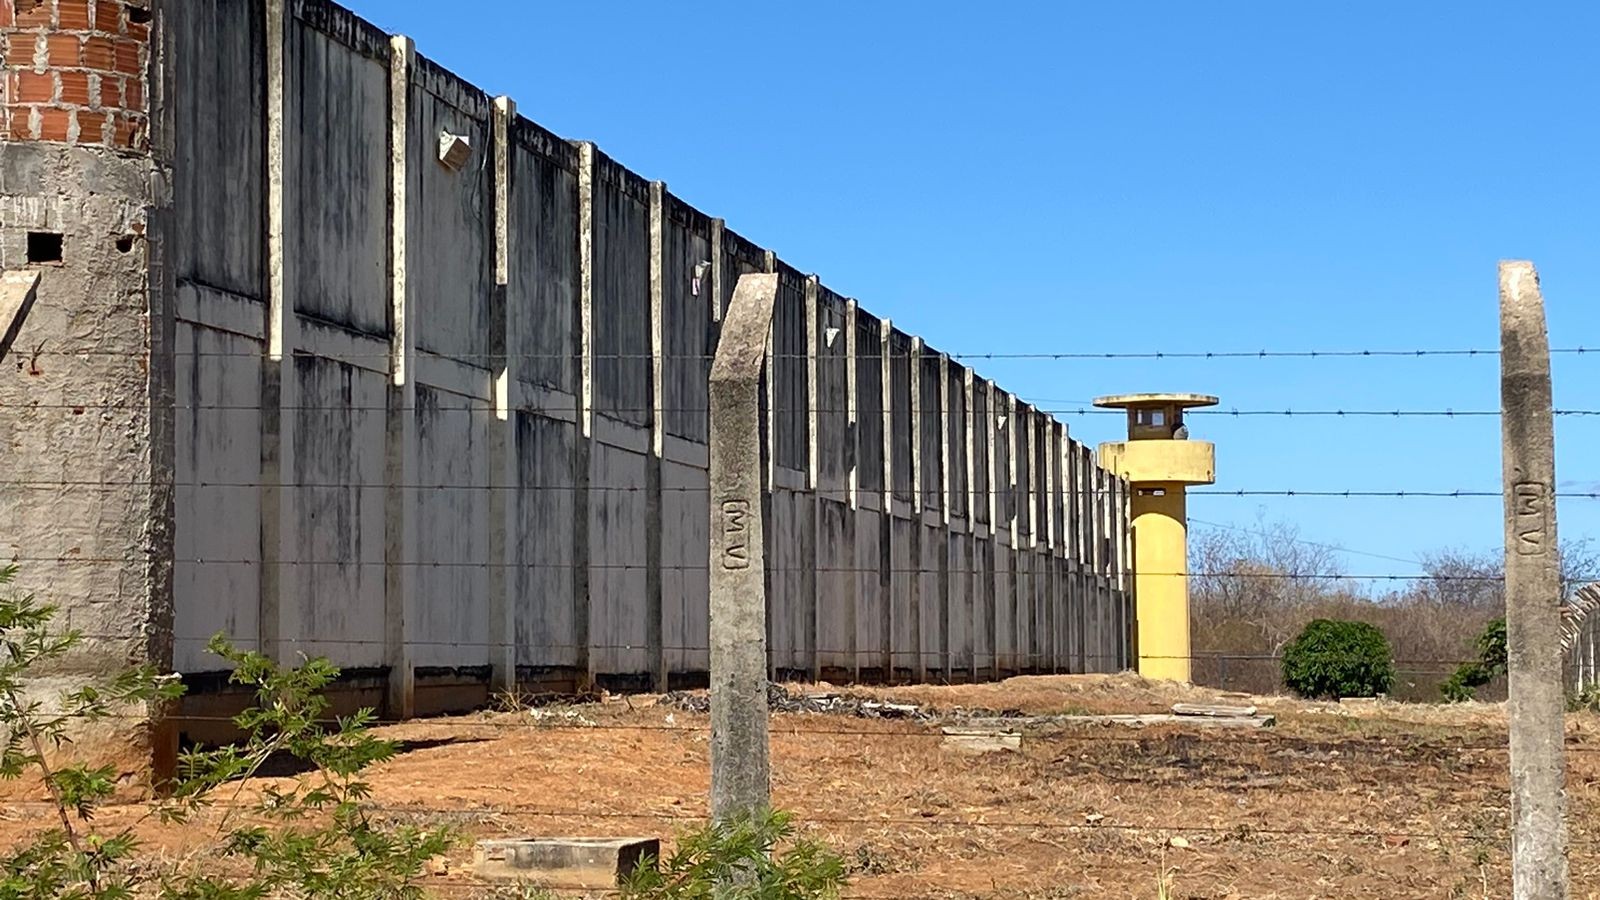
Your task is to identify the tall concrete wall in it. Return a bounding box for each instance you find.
[2,0,1135,727]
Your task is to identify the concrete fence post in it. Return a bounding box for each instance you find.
[708,272,779,822]
[1498,260,1569,899]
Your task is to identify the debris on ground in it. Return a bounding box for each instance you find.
[657,685,934,720]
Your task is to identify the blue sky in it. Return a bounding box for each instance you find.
[349,1,1599,580]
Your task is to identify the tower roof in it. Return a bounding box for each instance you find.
[1092,393,1219,410]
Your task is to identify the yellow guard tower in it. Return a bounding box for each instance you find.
[1093,393,1219,682]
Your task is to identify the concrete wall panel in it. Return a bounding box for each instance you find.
[287,14,390,334]
[589,439,648,674]
[409,57,493,360]
[661,196,714,441]
[174,324,262,671]
[662,459,709,673]
[171,0,264,298]
[591,155,651,426]
[816,498,854,670]
[513,412,578,669]
[290,356,388,666]
[509,121,580,395]
[412,384,490,668]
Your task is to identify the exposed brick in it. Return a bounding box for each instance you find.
[75,107,105,141]
[0,0,14,28]
[38,104,69,141]
[125,15,146,40]
[122,75,140,110]
[91,72,117,107]
[112,110,140,148]
[58,69,88,105]
[56,0,88,29]
[8,105,36,139]
[14,0,51,28]
[46,32,78,65]
[91,0,117,31]
[13,70,53,103]
[81,33,113,68]
[111,36,138,74]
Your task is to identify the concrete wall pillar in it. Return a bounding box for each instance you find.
[383,34,418,719]
[487,95,517,693]
[259,0,297,667]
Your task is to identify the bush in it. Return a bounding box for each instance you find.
[1441,617,1506,702]
[620,808,846,899]
[0,564,452,899]
[1281,619,1395,699]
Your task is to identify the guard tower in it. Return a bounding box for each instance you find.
[1092,393,1219,682]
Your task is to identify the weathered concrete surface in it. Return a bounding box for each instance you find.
[1498,260,1569,899]
[0,270,40,362]
[0,138,173,772]
[473,836,658,887]
[708,272,778,822]
[7,0,1138,746]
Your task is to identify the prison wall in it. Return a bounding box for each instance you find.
[5,0,1135,726]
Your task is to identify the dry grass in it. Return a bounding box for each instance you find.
[2,674,1599,898]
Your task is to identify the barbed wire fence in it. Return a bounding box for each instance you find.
[5,341,1599,896]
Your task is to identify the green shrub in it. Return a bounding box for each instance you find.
[0,565,451,899]
[620,808,846,899]
[1441,617,1506,702]
[1281,619,1395,699]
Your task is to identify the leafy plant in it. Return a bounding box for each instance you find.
[0,564,186,899]
[1441,618,1507,702]
[1281,619,1395,700]
[0,565,452,898]
[163,636,454,898]
[620,809,846,899]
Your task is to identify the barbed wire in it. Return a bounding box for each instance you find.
[10,399,1600,418]
[20,346,1598,360]
[0,555,1511,581]
[0,476,1594,502]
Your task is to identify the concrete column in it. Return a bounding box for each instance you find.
[936,352,952,678]
[709,218,726,322]
[573,143,596,687]
[1498,260,1569,900]
[487,95,517,694]
[964,367,979,681]
[804,275,821,679]
[907,336,925,681]
[646,181,668,691]
[842,297,861,680]
[708,273,779,823]
[259,0,298,666]
[1047,419,1063,672]
[383,34,418,720]
[1004,392,1019,673]
[983,379,999,677]
[878,319,894,678]
[1065,435,1083,673]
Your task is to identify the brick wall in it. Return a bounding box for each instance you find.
[0,0,149,148]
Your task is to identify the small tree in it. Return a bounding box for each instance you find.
[1281,619,1395,700]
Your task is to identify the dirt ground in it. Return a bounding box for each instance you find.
[5,673,1600,899]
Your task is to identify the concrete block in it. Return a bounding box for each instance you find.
[472,836,659,887]
[941,726,1021,754]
